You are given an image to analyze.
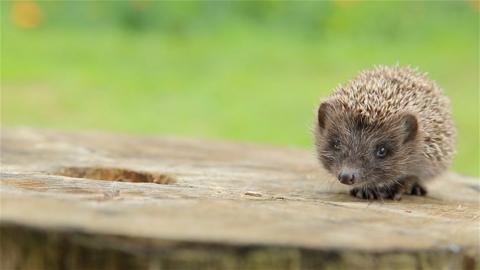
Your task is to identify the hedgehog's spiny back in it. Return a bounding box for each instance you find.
[330,65,456,175]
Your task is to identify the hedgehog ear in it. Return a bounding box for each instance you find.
[401,113,418,144]
[318,101,333,130]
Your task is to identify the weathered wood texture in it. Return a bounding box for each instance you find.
[1,128,479,270]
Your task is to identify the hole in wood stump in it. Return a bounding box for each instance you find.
[54,167,176,184]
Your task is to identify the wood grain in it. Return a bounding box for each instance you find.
[1,128,479,269]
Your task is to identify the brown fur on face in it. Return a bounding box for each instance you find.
[316,99,420,187]
[313,65,456,199]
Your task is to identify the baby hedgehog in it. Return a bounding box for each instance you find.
[314,65,456,200]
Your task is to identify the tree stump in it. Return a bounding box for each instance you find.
[1,128,479,270]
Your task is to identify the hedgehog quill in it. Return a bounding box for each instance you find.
[314,65,456,200]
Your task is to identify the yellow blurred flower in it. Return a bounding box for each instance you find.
[470,0,480,11]
[11,1,43,28]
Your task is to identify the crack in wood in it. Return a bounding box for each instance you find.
[53,167,176,185]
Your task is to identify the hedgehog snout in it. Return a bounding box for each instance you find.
[337,168,359,185]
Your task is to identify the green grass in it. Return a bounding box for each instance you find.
[1,2,478,176]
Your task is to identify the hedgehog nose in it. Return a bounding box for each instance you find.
[338,170,357,185]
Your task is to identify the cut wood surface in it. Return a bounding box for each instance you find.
[1,128,479,270]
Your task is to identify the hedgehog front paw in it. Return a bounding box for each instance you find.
[349,187,379,200]
[350,184,403,201]
[381,183,404,200]
[407,182,427,196]
[400,176,427,196]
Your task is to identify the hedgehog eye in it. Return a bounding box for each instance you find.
[330,138,342,151]
[375,146,388,159]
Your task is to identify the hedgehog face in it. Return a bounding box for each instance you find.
[315,100,419,187]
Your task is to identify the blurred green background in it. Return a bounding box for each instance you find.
[1,1,479,176]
